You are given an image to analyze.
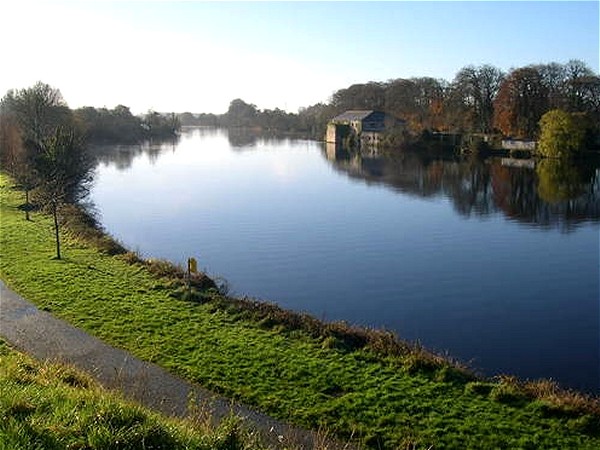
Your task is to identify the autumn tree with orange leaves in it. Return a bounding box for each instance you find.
[493,67,549,138]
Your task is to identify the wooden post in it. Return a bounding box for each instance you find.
[187,257,197,297]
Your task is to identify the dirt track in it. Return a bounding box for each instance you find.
[0,280,350,449]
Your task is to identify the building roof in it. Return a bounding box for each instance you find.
[331,110,378,122]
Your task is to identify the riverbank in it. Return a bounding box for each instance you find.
[1,173,599,448]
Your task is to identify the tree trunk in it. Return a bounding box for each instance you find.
[52,201,61,260]
[25,189,30,221]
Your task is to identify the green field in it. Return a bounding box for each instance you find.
[0,340,265,450]
[1,173,599,449]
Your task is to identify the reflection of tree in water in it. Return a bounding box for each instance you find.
[227,128,260,148]
[537,159,587,202]
[446,160,495,217]
[182,126,220,139]
[490,164,540,223]
[325,148,600,230]
[535,160,600,230]
[91,137,180,171]
[226,128,304,150]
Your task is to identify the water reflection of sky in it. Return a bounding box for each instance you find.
[91,128,600,393]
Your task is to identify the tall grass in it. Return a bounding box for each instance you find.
[0,340,266,450]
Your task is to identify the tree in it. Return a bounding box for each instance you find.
[74,105,145,143]
[0,113,38,220]
[297,102,337,138]
[573,75,600,109]
[331,82,386,112]
[536,62,568,110]
[384,79,419,121]
[537,109,585,158]
[410,77,447,132]
[450,65,504,133]
[493,67,549,138]
[33,127,94,259]
[2,82,71,144]
[142,111,180,138]
[384,77,446,133]
[178,112,198,126]
[1,83,72,220]
[225,99,258,127]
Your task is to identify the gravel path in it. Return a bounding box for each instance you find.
[0,280,350,449]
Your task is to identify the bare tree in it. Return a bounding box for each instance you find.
[450,65,504,133]
[1,82,74,221]
[33,127,94,259]
[6,82,71,144]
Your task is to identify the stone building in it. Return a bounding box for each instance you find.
[326,110,401,147]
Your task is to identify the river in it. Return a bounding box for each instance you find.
[90,127,600,393]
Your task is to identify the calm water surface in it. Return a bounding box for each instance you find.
[91,128,600,392]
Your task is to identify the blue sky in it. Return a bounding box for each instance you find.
[1,1,598,114]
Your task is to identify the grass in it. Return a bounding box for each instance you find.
[0,340,265,450]
[2,172,600,448]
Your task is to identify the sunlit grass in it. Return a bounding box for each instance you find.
[0,340,265,450]
[2,172,600,448]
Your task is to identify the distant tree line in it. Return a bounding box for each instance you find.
[178,99,317,135]
[178,98,338,139]
[179,60,599,147]
[74,106,180,144]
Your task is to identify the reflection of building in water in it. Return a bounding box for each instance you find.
[325,141,382,163]
[326,142,345,161]
[326,110,403,148]
[501,158,536,169]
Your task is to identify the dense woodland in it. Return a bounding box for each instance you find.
[181,60,600,147]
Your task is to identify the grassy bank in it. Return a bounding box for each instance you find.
[1,173,600,448]
[0,340,264,450]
